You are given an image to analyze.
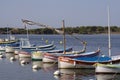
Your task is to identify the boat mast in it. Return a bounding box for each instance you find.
[23,22,29,40]
[62,20,66,54]
[108,6,111,57]
[6,27,9,39]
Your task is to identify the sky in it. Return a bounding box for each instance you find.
[0,0,120,28]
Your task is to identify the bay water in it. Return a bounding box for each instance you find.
[0,34,120,80]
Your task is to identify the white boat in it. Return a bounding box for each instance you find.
[95,63,120,74]
[95,6,120,74]
[0,46,5,52]
[31,44,56,51]
[43,47,99,63]
[18,51,31,58]
[43,20,88,63]
[42,47,73,63]
[5,46,15,53]
[6,53,16,61]
[31,51,43,61]
[58,7,120,69]
[0,35,18,44]
[19,20,56,52]
[46,47,73,53]
[13,38,55,52]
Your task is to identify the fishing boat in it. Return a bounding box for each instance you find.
[5,46,15,53]
[37,41,55,49]
[0,46,5,52]
[46,47,73,53]
[95,7,120,74]
[13,38,55,52]
[58,7,120,69]
[18,51,31,58]
[31,44,56,51]
[6,53,16,61]
[21,19,56,51]
[21,19,89,63]
[0,39,18,44]
[31,51,43,61]
[43,43,88,63]
[42,47,73,63]
[95,63,120,74]
[43,20,88,63]
[58,54,120,69]
[0,35,19,44]
[32,47,73,61]
[42,20,74,63]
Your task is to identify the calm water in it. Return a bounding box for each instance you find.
[0,34,120,80]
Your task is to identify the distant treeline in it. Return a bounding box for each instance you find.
[0,26,120,34]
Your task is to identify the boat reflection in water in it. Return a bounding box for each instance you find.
[32,61,43,72]
[42,63,58,72]
[54,69,95,80]
[96,74,120,80]
[5,53,16,62]
[19,57,31,66]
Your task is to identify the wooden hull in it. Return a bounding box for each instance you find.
[47,47,72,53]
[19,54,31,58]
[34,45,56,51]
[58,57,95,69]
[18,51,31,58]
[42,47,73,63]
[5,53,15,60]
[43,53,58,63]
[5,47,15,53]
[0,40,18,44]
[32,58,42,61]
[37,41,54,49]
[31,51,43,61]
[13,41,55,52]
[58,55,120,69]
[95,63,120,74]
[0,46,5,52]
[43,49,100,63]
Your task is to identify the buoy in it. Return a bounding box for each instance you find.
[0,54,4,58]
[54,70,61,76]
[54,75,59,80]
[21,60,26,64]
[10,57,16,61]
[59,41,63,44]
[14,50,19,55]
[45,40,48,44]
[32,65,39,69]
[41,37,44,40]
